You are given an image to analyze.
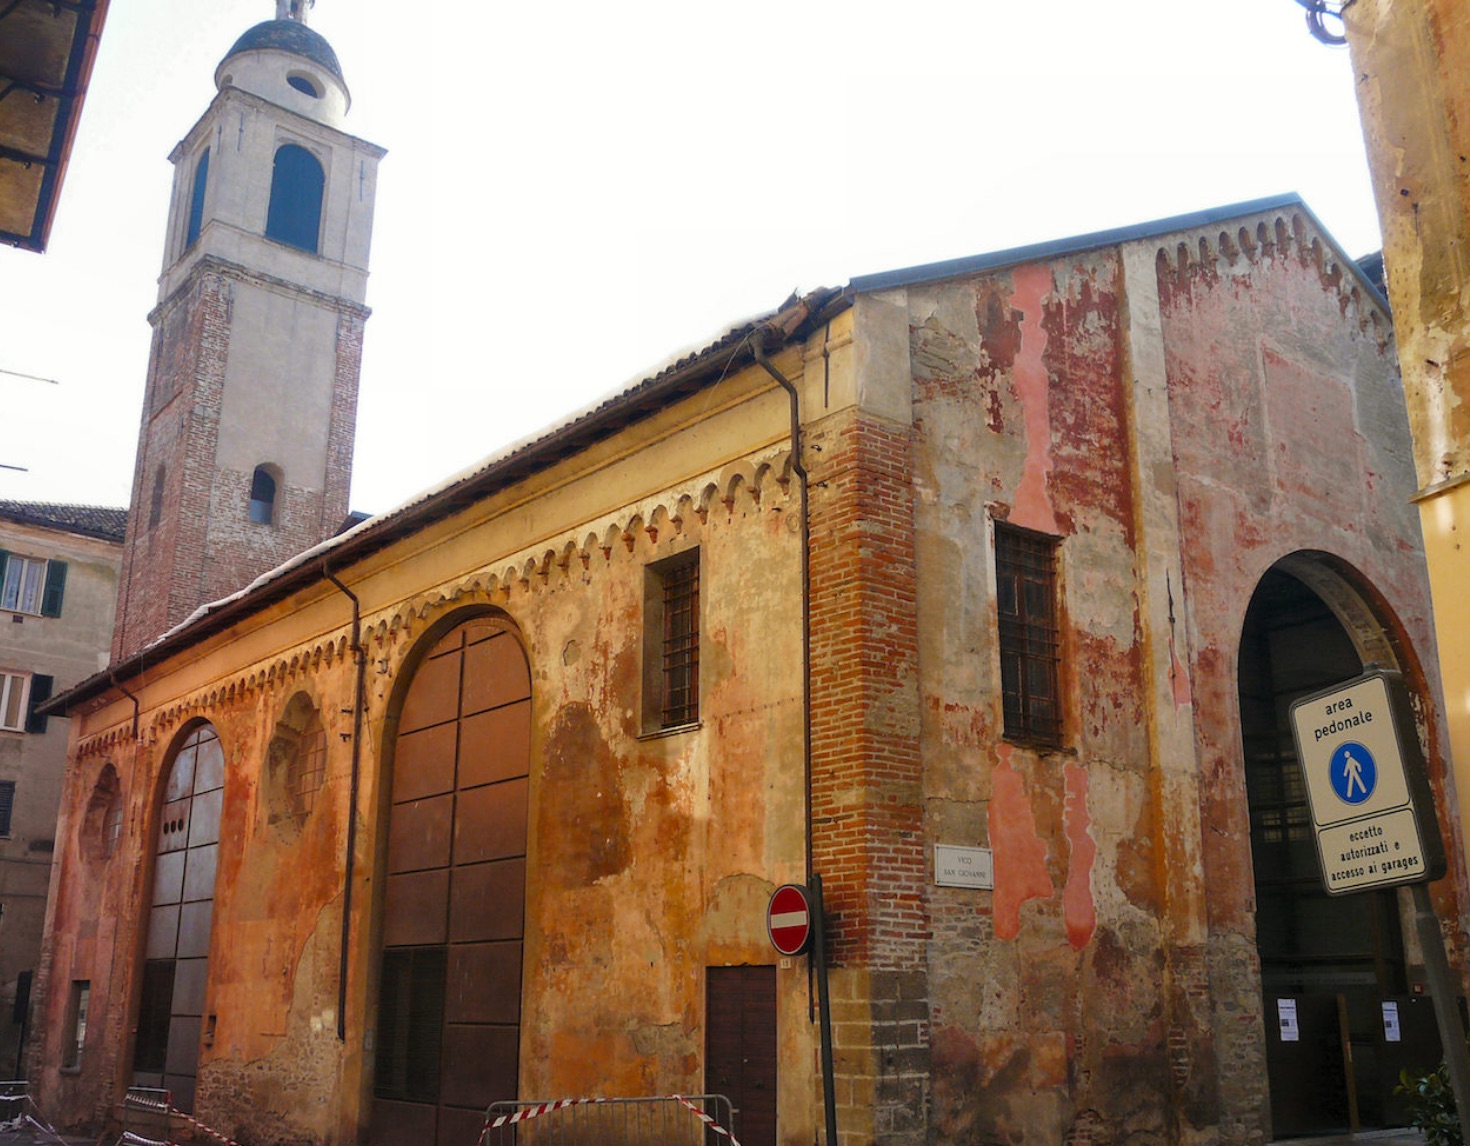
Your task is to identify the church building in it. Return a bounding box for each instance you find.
[28,7,1470,1146]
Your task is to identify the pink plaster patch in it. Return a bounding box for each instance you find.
[1008,264,1060,535]
[1062,763,1097,949]
[1169,637,1194,710]
[989,744,1053,941]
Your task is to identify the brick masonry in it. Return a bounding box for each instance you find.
[808,408,931,1144]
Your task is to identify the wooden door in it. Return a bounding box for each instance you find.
[707,966,777,1146]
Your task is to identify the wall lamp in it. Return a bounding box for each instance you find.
[1295,0,1357,46]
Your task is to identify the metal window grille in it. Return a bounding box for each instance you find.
[291,726,327,814]
[660,558,699,728]
[995,524,1062,746]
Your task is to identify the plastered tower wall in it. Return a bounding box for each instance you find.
[111,16,382,661]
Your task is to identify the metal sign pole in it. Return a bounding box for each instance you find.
[811,873,838,1146]
[1411,882,1470,1134]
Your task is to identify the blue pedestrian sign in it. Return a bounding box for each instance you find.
[1289,670,1446,896]
[1329,742,1377,805]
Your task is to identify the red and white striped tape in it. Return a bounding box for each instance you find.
[673,1094,743,1146]
[123,1089,245,1146]
[477,1095,741,1146]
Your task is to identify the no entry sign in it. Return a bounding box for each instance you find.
[767,884,813,956]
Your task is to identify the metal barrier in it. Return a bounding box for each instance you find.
[0,1080,75,1145]
[121,1086,247,1146]
[480,1094,740,1146]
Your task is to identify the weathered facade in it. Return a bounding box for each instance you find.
[0,501,123,1079]
[35,197,1467,1145]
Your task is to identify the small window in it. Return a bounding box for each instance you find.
[185,147,210,248]
[264,693,327,829]
[149,464,167,530]
[265,143,325,253]
[287,73,321,98]
[0,674,29,733]
[0,553,65,616]
[63,980,89,1069]
[995,523,1062,747]
[0,781,15,836]
[643,550,700,731]
[250,466,278,525]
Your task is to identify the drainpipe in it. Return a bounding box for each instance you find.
[750,328,839,1146]
[108,671,141,741]
[323,566,365,1043]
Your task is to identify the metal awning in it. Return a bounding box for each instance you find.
[0,0,109,252]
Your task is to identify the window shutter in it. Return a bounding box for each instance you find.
[40,560,67,617]
[25,675,53,734]
[0,782,15,836]
[0,550,8,586]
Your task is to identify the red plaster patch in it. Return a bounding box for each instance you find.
[1062,763,1097,949]
[1008,264,1060,535]
[989,744,1053,940]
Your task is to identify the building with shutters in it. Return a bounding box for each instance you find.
[32,189,1470,1144]
[0,501,123,1080]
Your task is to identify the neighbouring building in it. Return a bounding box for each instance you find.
[0,501,123,1079]
[31,190,1470,1145]
[1344,0,1470,984]
[0,0,111,253]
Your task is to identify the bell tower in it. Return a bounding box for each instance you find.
[112,4,383,659]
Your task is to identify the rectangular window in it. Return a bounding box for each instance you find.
[63,981,90,1069]
[0,553,65,617]
[995,523,1062,747]
[0,781,14,836]
[0,674,29,734]
[643,550,700,731]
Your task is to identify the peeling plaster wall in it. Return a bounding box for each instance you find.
[1156,208,1464,1141]
[35,364,819,1145]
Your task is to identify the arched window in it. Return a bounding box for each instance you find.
[264,693,327,832]
[135,723,224,1114]
[265,143,324,253]
[148,464,166,530]
[249,465,277,525]
[185,148,210,248]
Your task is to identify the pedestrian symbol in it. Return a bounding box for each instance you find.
[1329,741,1377,806]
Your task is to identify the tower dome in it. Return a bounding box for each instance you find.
[215,17,351,124]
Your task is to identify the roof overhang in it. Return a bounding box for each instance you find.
[0,0,109,252]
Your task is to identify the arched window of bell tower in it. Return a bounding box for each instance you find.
[265,143,324,254]
[249,465,280,525]
[185,148,210,248]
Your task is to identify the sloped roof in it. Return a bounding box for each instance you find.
[0,500,126,543]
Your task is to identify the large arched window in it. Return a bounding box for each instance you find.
[184,147,210,248]
[265,143,324,253]
[134,723,225,1115]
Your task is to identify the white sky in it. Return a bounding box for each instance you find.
[0,0,1378,515]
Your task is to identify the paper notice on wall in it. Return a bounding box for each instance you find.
[1278,998,1299,1043]
[1383,1001,1402,1043]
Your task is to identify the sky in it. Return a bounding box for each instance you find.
[0,0,1378,516]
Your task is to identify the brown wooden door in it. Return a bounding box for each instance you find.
[706,966,777,1146]
[372,619,530,1146]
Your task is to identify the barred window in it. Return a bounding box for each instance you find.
[643,550,700,731]
[995,524,1062,746]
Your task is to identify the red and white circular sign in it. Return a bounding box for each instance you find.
[767,883,813,956]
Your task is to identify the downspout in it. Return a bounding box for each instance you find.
[323,566,365,1043]
[108,671,141,741]
[751,325,840,1146]
[749,330,813,885]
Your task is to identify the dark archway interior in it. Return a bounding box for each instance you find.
[1239,567,1408,1135]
